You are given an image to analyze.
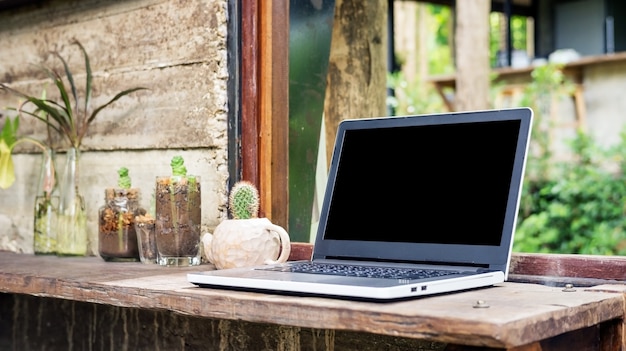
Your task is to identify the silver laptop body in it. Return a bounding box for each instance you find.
[188,107,533,301]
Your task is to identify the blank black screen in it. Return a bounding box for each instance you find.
[323,119,521,246]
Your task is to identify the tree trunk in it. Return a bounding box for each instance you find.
[323,0,388,165]
[454,0,491,111]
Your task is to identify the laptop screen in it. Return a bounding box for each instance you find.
[313,108,533,271]
[325,119,519,246]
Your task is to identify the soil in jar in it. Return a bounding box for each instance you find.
[155,176,201,257]
[98,188,142,261]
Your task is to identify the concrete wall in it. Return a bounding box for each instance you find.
[535,60,626,159]
[584,59,626,148]
[0,0,230,254]
[489,58,626,165]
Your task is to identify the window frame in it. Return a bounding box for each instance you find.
[236,0,289,228]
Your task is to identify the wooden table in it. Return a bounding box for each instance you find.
[0,251,624,350]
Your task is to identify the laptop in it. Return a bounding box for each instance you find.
[188,107,533,301]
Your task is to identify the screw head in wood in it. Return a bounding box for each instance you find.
[562,283,576,292]
[473,300,490,308]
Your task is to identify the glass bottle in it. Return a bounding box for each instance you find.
[98,188,141,261]
[56,147,88,256]
[33,147,58,255]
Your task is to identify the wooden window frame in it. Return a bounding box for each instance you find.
[237,0,289,229]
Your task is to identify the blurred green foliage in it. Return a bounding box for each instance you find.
[386,72,445,115]
[388,5,626,255]
[389,51,626,255]
[427,5,454,75]
[514,64,626,255]
[515,130,626,255]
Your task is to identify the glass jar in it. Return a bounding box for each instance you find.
[98,188,141,261]
[135,214,158,264]
[154,175,201,266]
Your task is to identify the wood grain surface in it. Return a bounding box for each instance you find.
[0,251,623,349]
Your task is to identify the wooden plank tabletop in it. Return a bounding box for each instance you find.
[0,251,624,349]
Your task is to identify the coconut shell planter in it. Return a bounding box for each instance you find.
[203,181,291,269]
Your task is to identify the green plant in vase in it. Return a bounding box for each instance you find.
[0,40,147,256]
[33,145,58,254]
[0,115,58,254]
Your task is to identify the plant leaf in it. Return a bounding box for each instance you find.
[0,139,16,189]
[73,40,92,122]
[87,87,148,126]
[1,42,148,151]
[0,116,47,189]
[52,50,78,118]
[0,115,18,147]
[39,64,77,143]
[2,85,64,132]
[16,105,66,138]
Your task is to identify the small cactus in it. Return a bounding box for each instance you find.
[228,181,259,219]
[170,155,187,177]
[117,167,131,189]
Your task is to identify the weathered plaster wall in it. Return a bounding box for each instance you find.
[541,61,626,160]
[0,0,230,254]
[584,60,626,148]
[489,60,626,163]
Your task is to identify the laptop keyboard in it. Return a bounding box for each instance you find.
[263,262,457,280]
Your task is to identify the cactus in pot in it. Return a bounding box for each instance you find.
[154,155,202,266]
[228,180,259,219]
[98,167,142,261]
[203,180,291,269]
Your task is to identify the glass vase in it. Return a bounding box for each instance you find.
[33,148,58,255]
[135,214,158,264]
[98,188,141,261]
[56,147,88,256]
[155,175,201,266]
